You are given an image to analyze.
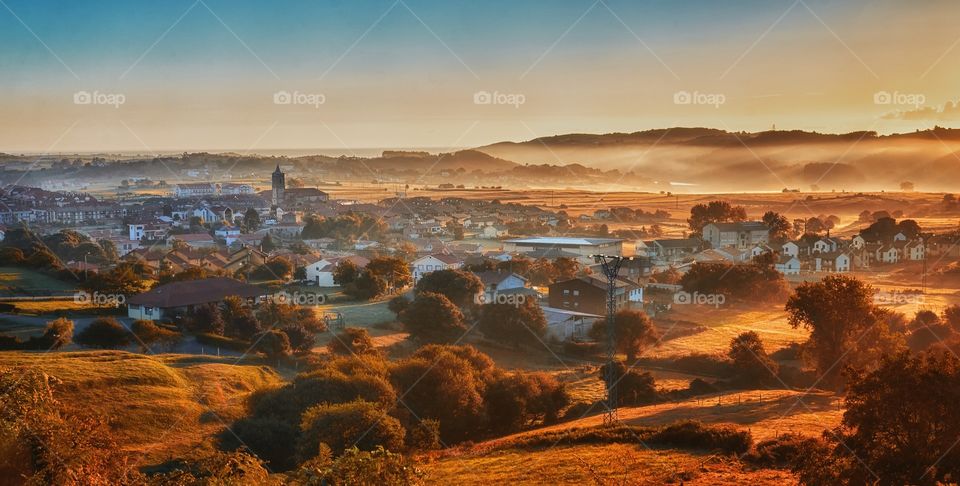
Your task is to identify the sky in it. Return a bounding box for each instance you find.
[2,0,960,153]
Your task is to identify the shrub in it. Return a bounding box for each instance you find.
[298,400,405,459]
[399,292,466,343]
[407,419,442,451]
[75,317,131,349]
[744,434,823,468]
[327,327,377,356]
[649,421,752,455]
[290,446,423,486]
[252,329,292,360]
[130,319,181,352]
[225,416,299,471]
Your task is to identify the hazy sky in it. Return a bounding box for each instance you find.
[2,0,960,152]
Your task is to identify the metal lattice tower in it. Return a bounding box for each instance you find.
[592,254,632,424]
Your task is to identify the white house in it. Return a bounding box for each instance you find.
[815,252,850,273]
[214,225,241,246]
[813,238,839,254]
[481,225,508,239]
[411,254,464,282]
[304,255,370,287]
[474,270,528,302]
[775,255,801,275]
[781,241,799,257]
[905,240,925,261]
[893,232,908,242]
[850,235,866,250]
[876,245,900,264]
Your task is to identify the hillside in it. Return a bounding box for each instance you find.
[0,351,282,466]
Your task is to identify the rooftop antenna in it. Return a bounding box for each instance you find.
[591,254,634,424]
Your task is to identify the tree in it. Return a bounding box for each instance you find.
[785,275,903,385]
[589,310,660,362]
[477,299,547,348]
[243,208,261,232]
[599,360,660,406]
[186,303,226,335]
[943,305,960,331]
[221,295,262,340]
[344,271,388,300]
[260,233,277,252]
[281,325,316,355]
[327,327,377,356]
[389,345,493,442]
[413,269,483,309]
[130,320,181,352]
[298,400,405,459]
[796,351,960,485]
[400,292,466,343]
[687,200,747,234]
[252,329,291,359]
[365,256,413,290]
[728,331,779,386]
[75,318,131,349]
[552,257,582,281]
[762,211,792,239]
[332,259,360,286]
[484,372,569,433]
[251,256,294,281]
[805,217,825,234]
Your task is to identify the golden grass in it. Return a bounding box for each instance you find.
[3,300,103,314]
[420,443,796,485]
[490,388,840,448]
[654,304,808,358]
[0,351,282,465]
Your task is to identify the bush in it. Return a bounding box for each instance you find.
[225,416,299,471]
[130,319,181,352]
[74,317,130,349]
[252,329,292,360]
[649,421,752,455]
[298,400,405,459]
[289,446,422,486]
[399,292,466,343]
[327,327,377,356]
[744,434,823,468]
[485,372,570,434]
[407,418,442,451]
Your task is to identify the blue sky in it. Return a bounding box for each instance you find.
[1,0,958,151]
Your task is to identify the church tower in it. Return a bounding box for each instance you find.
[271,164,285,208]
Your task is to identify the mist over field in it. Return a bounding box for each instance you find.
[476,128,960,193]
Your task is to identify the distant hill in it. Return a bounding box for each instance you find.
[362,149,518,172]
[473,126,960,192]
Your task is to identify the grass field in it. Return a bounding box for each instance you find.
[0,267,77,295]
[314,298,396,327]
[0,351,282,465]
[1,299,107,315]
[420,442,796,485]
[653,304,808,358]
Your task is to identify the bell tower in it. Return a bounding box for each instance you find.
[271,164,285,208]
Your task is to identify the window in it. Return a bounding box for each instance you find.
[573,290,580,296]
